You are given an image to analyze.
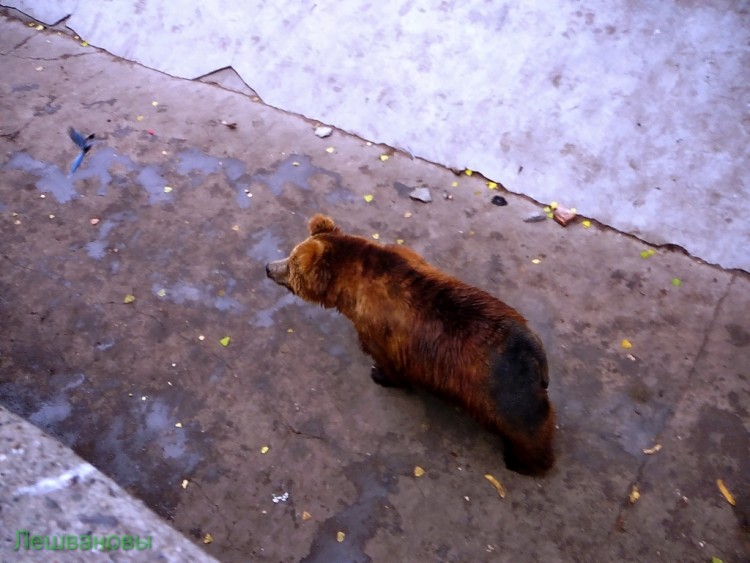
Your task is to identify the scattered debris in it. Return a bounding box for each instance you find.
[181,479,189,489]
[123,294,136,304]
[487,181,498,190]
[221,121,238,130]
[484,474,506,499]
[443,192,453,200]
[272,492,289,504]
[553,204,577,226]
[643,444,662,455]
[302,511,312,521]
[582,220,592,228]
[396,239,404,245]
[363,194,374,203]
[629,485,640,504]
[325,147,335,153]
[175,422,183,428]
[336,531,345,543]
[414,466,425,477]
[621,339,633,349]
[260,446,269,454]
[404,212,413,218]
[372,233,380,240]
[203,533,213,544]
[717,479,736,506]
[409,187,432,203]
[671,278,682,287]
[464,169,473,176]
[640,249,656,259]
[379,154,390,162]
[531,258,541,265]
[90,218,100,225]
[220,336,231,347]
[491,195,507,207]
[314,126,332,138]
[523,214,546,223]
[452,181,459,187]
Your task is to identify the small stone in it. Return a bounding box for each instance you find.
[90,218,100,225]
[491,195,507,207]
[315,126,333,138]
[443,192,453,200]
[409,187,432,203]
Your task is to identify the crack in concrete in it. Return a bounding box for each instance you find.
[606,273,736,538]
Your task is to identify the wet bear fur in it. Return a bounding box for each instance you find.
[265,214,555,475]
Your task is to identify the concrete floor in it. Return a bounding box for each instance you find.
[1,12,749,563]
[3,0,749,272]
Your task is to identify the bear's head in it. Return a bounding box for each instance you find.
[265,214,341,304]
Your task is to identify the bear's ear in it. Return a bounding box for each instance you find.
[308,214,340,236]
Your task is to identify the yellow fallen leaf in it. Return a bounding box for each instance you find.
[550,201,558,210]
[396,239,404,245]
[220,336,231,347]
[414,466,425,477]
[260,445,269,454]
[164,186,173,193]
[363,194,374,203]
[543,206,551,213]
[671,278,682,287]
[203,533,213,544]
[582,220,591,228]
[487,181,498,190]
[287,328,294,333]
[231,225,240,232]
[302,511,312,521]
[80,41,89,47]
[717,479,736,506]
[136,115,145,122]
[629,485,640,503]
[379,154,389,161]
[157,288,166,297]
[325,147,335,153]
[35,24,44,31]
[336,531,345,543]
[372,233,380,240]
[621,339,633,349]
[484,474,506,498]
[464,169,473,176]
[123,294,136,304]
[531,258,541,265]
[452,181,458,187]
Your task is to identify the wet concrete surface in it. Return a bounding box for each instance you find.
[1,14,749,562]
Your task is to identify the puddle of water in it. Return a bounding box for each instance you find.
[5,151,77,203]
[252,154,319,196]
[248,228,286,263]
[251,293,298,328]
[175,148,223,176]
[151,279,245,312]
[27,373,86,428]
[85,211,136,260]
[137,164,172,204]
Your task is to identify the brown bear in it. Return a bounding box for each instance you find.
[266,214,555,475]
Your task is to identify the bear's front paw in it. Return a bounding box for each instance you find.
[370,365,402,388]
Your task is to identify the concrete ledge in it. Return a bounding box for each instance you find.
[0,406,217,562]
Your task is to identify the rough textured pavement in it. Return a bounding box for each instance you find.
[1,14,749,562]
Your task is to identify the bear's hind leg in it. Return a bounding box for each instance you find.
[500,415,555,476]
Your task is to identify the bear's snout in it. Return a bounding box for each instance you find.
[266,259,290,285]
